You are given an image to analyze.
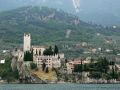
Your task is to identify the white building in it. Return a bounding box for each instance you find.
[0,59,5,64]
[33,54,64,68]
[32,46,63,68]
[22,33,64,68]
[24,33,31,52]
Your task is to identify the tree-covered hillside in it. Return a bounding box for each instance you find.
[0,6,120,58]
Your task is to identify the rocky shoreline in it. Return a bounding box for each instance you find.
[1,80,120,84]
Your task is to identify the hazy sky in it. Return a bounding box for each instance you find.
[0,0,119,26]
[0,0,119,12]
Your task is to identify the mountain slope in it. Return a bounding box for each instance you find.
[0,0,120,26]
[0,6,120,58]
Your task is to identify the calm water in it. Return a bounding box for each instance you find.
[0,84,120,90]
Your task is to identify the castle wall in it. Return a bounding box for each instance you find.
[33,55,62,68]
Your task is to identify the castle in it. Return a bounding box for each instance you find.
[22,33,64,68]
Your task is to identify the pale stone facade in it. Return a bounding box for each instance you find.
[17,50,24,62]
[24,33,31,52]
[12,49,24,62]
[32,46,45,56]
[33,54,64,68]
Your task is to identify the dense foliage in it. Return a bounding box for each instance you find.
[42,63,46,71]
[43,46,54,56]
[30,63,37,70]
[54,45,59,55]
[24,51,33,61]
[73,57,120,80]
[0,55,19,83]
[0,6,120,58]
[43,45,59,56]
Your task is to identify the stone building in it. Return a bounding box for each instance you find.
[22,33,64,68]
[24,33,31,52]
[33,54,64,68]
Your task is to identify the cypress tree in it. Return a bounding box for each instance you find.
[45,67,49,73]
[24,51,33,61]
[43,46,54,56]
[54,45,59,55]
[42,63,46,71]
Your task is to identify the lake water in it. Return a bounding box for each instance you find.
[0,84,120,90]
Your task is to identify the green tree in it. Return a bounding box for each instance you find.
[54,45,59,55]
[65,59,68,63]
[24,51,33,61]
[74,64,82,73]
[89,71,101,79]
[88,57,110,79]
[43,46,54,56]
[0,55,19,83]
[45,67,49,73]
[36,50,38,55]
[30,63,37,70]
[42,63,46,71]
[39,50,41,55]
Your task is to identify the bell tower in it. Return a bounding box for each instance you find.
[23,33,31,52]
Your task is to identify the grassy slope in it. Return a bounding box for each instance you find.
[32,69,57,81]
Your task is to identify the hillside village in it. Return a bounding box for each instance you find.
[0,33,120,84]
[1,6,120,84]
[11,33,64,83]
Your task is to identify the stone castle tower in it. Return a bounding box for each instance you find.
[23,33,31,52]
